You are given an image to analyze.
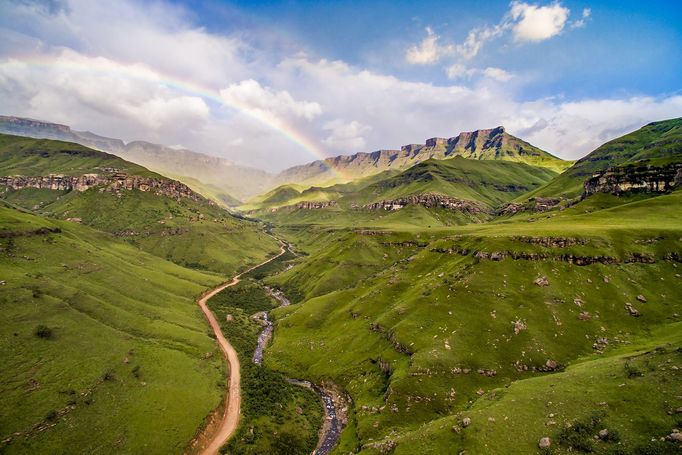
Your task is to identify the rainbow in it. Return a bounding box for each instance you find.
[3,53,346,179]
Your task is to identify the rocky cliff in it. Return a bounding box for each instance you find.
[362,193,489,214]
[0,172,212,204]
[276,126,568,186]
[583,162,682,196]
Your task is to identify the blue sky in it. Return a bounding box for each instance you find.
[0,0,680,170]
[197,0,682,98]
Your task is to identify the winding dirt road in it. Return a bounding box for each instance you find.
[196,243,285,455]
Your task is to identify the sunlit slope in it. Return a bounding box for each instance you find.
[258,158,558,228]
[265,191,682,453]
[0,134,279,273]
[520,117,682,201]
[0,204,224,454]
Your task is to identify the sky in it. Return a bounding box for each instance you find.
[0,0,681,172]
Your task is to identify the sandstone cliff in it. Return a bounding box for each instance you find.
[362,193,489,214]
[583,162,682,196]
[0,172,212,204]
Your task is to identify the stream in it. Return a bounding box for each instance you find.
[251,259,342,455]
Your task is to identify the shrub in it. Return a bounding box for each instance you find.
[102,370,115,381]
[34,324,53,339]
[624,361,644,378]
[44,409,58,421]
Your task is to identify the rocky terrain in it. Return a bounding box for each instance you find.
[583,162,682,196]
[0,172,211,203]
[362,192,489,214]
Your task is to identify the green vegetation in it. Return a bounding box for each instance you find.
[0,134,279,273]
[0,133,156,177]
[207,279,323,455]
[0,204,225,454]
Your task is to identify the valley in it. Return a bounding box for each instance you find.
[0,118,680,455]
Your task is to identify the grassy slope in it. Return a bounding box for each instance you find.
[264,191,682,454]
[520,117,682,200]
[0,133,157,177]
[257,158,558,228]
[0,134,279,273]
[0,204,225,454]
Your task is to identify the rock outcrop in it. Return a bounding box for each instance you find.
[296,200,337,210]
[363,193,489,214]
[498,197,565,215]
[0,172,212,204]
[583,162,682,196]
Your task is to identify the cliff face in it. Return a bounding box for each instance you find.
[0,172,212,204]
[583,163,682,196]
[276,126,566,186]
[362,193,489,214]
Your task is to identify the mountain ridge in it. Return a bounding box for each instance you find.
[277,125,571,185]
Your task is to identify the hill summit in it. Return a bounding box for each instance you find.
[276,126,570,185]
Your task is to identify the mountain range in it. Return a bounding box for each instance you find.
[0,116,571,203]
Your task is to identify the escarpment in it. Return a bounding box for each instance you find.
[0,172,212,204]
[583,162,682,196]
[362,192,489,214]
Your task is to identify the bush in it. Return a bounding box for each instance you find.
[34,324,53,339]
[102,370,115,381]
[44,409,58,421]
[624,361,644,378]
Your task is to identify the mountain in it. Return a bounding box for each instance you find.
[0,133,279,273]
[519,117,682,202]
[275,126,571,186]
[0,116,273,202]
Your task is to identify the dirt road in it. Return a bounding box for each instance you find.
[196,243,285,455]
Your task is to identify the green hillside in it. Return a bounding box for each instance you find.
[521,117,682,200]
[0,134,157,177]
[0,134,279,273]
[256,158,558,227]
[0,203,225,454]
[263,190,682,454]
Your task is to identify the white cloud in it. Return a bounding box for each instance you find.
[219,79,322,121]
[509,1,570,43]
[405,27,452,65]
[322,120,372,150]
[572,7,592,29]
[407,2,579,66]
[483,67,514,81]
[0,0,678,173]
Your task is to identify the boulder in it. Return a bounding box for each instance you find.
[534,276,549,287]
[538,437,551,449]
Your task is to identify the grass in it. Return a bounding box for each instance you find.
[0,204,226,454]
[262,187,682,454]
[0,134,280,273]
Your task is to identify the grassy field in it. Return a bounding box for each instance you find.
[0,204,226,454]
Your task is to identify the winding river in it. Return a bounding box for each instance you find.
[251,251,342,455]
